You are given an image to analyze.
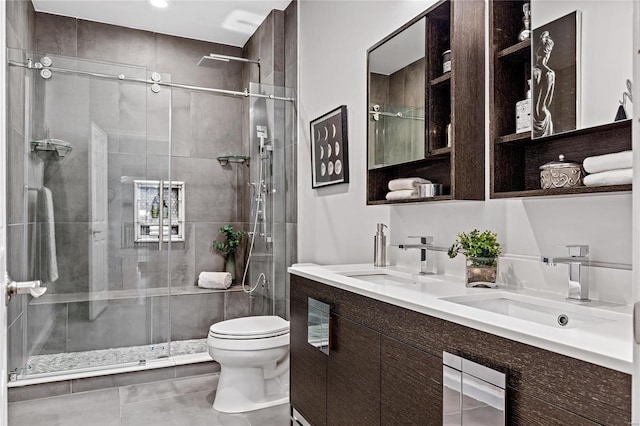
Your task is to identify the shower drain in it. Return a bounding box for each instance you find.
[557,314,569,327]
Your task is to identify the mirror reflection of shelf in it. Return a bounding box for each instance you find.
[134,180,185,243]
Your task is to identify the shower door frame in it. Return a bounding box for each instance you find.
[1,0,10,421]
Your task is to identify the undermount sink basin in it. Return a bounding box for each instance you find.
[338,270,440,286]
[441,292,619,329]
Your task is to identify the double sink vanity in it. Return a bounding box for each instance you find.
[289,264,631,425]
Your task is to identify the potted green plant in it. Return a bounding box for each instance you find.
[447,229,502,288]
[211,225,245,281]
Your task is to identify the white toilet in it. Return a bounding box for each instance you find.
[207,315,290,413]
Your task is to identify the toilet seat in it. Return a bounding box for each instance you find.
[209,316,289,340]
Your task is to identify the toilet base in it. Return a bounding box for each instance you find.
[213,364,289,413]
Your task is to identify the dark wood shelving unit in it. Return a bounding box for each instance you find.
[430,72,451,87]
[489,0,632,198]
[496,39,530,60]
[495,132,530,145]
[366,0,485,205]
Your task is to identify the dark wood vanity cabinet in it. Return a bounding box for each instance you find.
[290,274,631,425]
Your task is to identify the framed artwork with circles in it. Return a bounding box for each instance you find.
[310,105,349,188]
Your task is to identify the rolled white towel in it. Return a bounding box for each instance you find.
[583,150,632,174]
[198,272,232,289]
[385,190,419,201]
[583,168,632,187]
[388,177,431,191]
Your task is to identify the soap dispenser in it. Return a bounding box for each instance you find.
[374,223,388,267]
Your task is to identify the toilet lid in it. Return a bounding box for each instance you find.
[209,316,290,339]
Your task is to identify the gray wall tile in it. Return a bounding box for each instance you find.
[153,33,243,90]
[8,60,26,134]
[171,157,240,223]
[7,0,36,51]
[8,313,25,375]
[8,224,26,281]
[224,290,249,320]
[190,93,244,159]
[67,298,151,352]
[175,361,220,378]
[71,369,174,394]
[35,13,77,57]
[169,90,192,158]
[154,293,224,341]
[53,223,90,294]
[7,128,25,226]
[77,20,155,67]
[284,1,297,72]
[27,302,67,356]
[8,380,71,403]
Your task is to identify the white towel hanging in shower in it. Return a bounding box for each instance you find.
[38,187,59,283]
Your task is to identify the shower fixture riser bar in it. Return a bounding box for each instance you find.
[8,60,294,102]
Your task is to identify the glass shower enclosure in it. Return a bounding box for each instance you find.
[6,49,294,381]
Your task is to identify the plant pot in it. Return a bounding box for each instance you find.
[225,256,236,281]
[465,257,497,288]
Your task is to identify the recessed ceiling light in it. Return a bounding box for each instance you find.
[149,0,168,8]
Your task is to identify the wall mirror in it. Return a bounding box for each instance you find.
[531,0,632,138]
[367,17,426,169]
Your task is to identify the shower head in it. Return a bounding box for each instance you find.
[197,53,260,67]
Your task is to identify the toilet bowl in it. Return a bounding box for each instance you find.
[207,315,290,413]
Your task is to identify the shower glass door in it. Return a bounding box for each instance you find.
[7,50,172,378]
[248,82,296,319]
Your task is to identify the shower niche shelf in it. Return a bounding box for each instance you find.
[134,180,185,243]
[217,155,250,166]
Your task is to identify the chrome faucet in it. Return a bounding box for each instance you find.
[541,245,590,301]
[394,236,448,275]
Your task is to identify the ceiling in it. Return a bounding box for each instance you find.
[31,0,292,47]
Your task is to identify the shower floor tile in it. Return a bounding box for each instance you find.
[25,338,208,375]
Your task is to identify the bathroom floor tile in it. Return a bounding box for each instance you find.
[119,374,218,405]
[119,389,215,425]
[8,388,120,426]
[9,373,291,426]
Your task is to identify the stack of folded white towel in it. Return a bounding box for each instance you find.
[582,150,632,187]
[385,177,430,201]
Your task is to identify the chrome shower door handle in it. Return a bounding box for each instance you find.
[5,272,47,304]
[158,180,164,251]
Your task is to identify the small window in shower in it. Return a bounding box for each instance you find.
[134,180,185,243]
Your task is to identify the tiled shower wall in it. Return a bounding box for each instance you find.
[32,12,249,294]
[28,13,252,359]
[7,2,297,372]
[6,2,297,370]
[241,2,298,319]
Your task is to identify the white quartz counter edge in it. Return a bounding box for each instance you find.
[288,263,633,374]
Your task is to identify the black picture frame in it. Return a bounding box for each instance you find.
[532,11,581,138]
[310,105,349,188]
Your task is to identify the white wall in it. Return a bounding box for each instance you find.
[298,0,632,303]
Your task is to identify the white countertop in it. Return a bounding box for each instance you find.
[289,263,633,374]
